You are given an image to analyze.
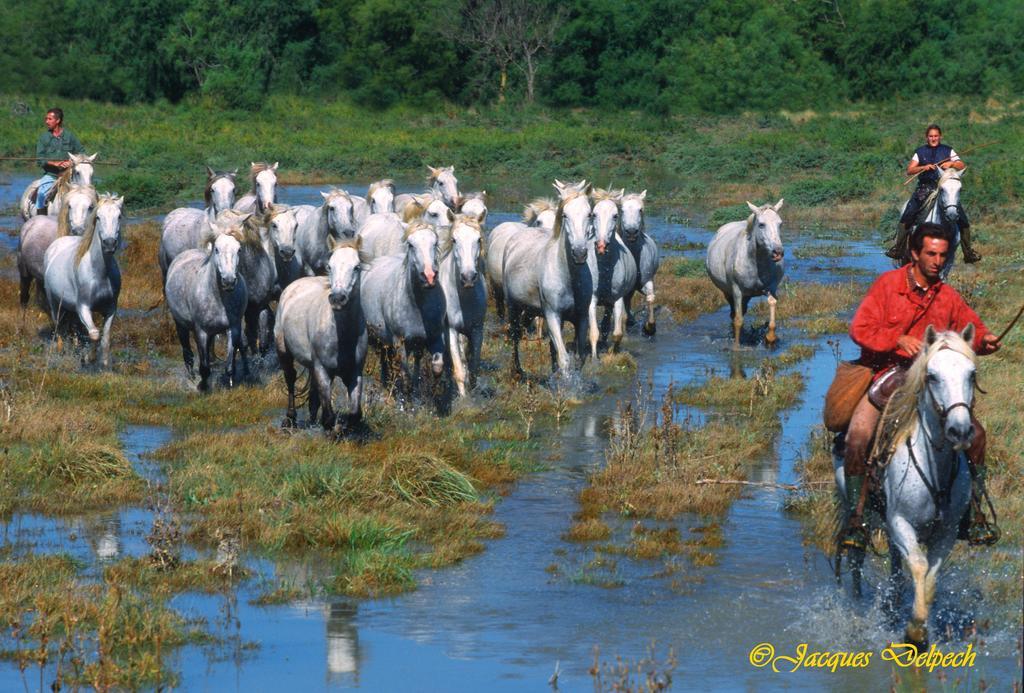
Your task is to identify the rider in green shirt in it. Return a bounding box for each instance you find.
[35,107,84,211]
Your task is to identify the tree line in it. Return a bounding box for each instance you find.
[2,0,1021,112]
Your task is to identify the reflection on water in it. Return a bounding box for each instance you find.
[327,603,360,683]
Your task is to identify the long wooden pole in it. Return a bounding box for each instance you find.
[996,302,1024,343]
[902,140,1000,186]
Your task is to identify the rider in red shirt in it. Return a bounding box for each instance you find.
[842,223,1000,550]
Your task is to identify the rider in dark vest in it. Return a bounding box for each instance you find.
[889,124,979,263]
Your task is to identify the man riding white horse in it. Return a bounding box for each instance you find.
[888,124,980,264]
[842,223,999,552]
[34,107,85,214]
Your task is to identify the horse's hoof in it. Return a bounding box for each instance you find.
[88,329,100,341]
[642,322,656,336]
[281,412,297,429]
[904,623,928,653]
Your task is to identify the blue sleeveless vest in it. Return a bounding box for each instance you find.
[915,144,953,186]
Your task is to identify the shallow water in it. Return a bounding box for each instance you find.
[0,182,1019,689]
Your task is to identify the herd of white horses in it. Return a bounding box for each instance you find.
[15,159,791,419]
[14,158,982,647]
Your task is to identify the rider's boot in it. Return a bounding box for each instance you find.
[966,462,999,545]
[959,223,982,264]
[885,224,911,260]
[841,471,868,552]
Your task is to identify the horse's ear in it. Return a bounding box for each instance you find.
[114,195,124,208]
[250,161,256,168]
[428,166,440,177]
[639,190,647,200]
[240,213,253,226]
[746,201,759,214]
[321,191,330,200]
[553,179,565,193]
[230,168,238,177]
[773,198,784,211]
[446,207,455,223]
[206,166,216,178]
[70,153,83,164]
[271,162,279,171]
[86,153,98,162]
[961,323,976,346]
[924,324,939,347]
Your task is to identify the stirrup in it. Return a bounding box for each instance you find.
[968,520,999,546]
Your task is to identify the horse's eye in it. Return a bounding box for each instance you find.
[927,373,938,382]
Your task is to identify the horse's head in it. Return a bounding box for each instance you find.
[937,168,962,223]
[591,188,623,255]
[206,167,237,215]
[459,191,488,225]
[746,199,785,263]
[367,179,395,215]
[69,153,97,187]
[266,205,298,262]
[621,190,647,241]
[428,166,459,208]
[62,185,97,236]
[523,198,556,230]
[322,189,356,237]
[554,179,590,201]
[922,325,977,450]
[422,198,454,229]
[325,236,362,310]
[405,221,439,288]
[451,215,483,287]
[208,224,244,292]
[95,194,123,255]
[251,162,278,213]
[553,185,594,265]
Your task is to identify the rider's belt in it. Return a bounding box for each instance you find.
[868,365,907,410]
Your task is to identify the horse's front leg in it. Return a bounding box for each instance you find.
[587,296,599,362]
[643,280,656,336]
[545,309,571,374]
[342,373,363,430]
[195,330,212,392]
[766,293,778,345]
[449,326,468,397]
[611,298,626,352]
[76,302,101,363]
[278,347,298,427]
[224,326,240,388]
[99,310,115,369]
[890,515,930,648]
[312,363,335,431]
[730,288,744,347]
[468,325,483,391]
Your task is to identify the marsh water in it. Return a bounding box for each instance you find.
[1,175,1020,690]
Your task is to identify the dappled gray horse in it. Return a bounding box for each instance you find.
[486,198,556,321]
[439,215,488,397]
[591,188,638,353]
[203,167,238,218]
[165,224,249,391]
[158,169,239,279]
[276,236,367,432]
[502,181,597,376]
[706,200,785,346]
[234,162,279,215]
[293,189,359,275]
[18,184,98,307]
[360,222,446,395]
[232,213,278,355]
[620,190,660,335]
[264,204,303,292]
[42,194,123,367]
[20,152,97,221]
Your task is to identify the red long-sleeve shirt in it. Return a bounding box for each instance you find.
[850,265,994,372]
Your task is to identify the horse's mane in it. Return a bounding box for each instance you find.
[204,170,236,208]
[552,194,586,239]
[622,192,646,204]
[200,225,246,264]
[73,193,119,262]
[56,185,98,237]
[403,220,433,240]
[403,199,427,223]
[263,203,293,223]
[523,198,555,224]
[591,187,623,203]
[881,330,977,449]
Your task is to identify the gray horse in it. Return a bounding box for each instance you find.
[355,212,406,265]
[264,204,303,292]
[620,190,660,335]
[360,222,446,395]
[458,191,488,225]
[276,236,367,432]
[232,213,278,356]
[486,199,555,321]
[367,179,396,215]
[158,169,239,280]
[165,224,249,391]
[18,184,98,307]
[706,200,785,346]
[293,189,360,275]
[234,162,279,215]
[502,181,597,376]
[591,188,638,353]
[439,215,488,396]
[394,166,460,215]
[42,194,123,367]
[20,152,97,221]
[203,167,238,218]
